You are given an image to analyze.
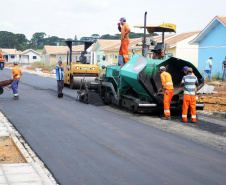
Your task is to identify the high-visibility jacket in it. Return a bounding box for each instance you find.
[121,23,131,41]
[12,66,22,80]
[0,52,4,62]
[160,71,174,90]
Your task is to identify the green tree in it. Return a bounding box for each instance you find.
[91,34,100,41]
[0,31,16,48]
[31,32,46,49]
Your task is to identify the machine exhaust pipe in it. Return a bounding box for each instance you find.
[142,12,148,58]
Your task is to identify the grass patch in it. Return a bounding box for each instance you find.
[35,49,43,53]
[31,61,55,70]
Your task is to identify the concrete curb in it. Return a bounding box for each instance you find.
[0,111,58,184]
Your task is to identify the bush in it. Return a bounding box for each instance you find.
[212,72,221,80]
[31,61,45,67]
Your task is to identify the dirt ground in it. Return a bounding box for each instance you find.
[0,137,26,164]
[198,81,226,112]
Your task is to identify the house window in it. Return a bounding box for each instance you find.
[105,55,108,62]
[33,56,37,59]
[97,55,100,62]
[11,55,15,59]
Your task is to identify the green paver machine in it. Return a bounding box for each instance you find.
[78,12,204,112]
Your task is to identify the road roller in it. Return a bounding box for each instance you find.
[63,40,99,89]
[77,12,205,113]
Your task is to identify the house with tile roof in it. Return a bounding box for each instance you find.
[42,45,85,66]
[1,48,20,63]
[190,16,226,75]
[91,39,120,68]
[97,31,199,67]
[19,49,41,63]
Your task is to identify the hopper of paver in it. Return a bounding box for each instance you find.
[120,54,203,105]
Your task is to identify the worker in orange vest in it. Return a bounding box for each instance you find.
[118,17,131,65]
[159,66,174,120]
[11,62,23,100]
[180,67,199,123]
[0,49,5,70]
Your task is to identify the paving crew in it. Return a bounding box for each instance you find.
[180,67,199,123]
[118,17,131,65]
[0,49,4,70]
[222,57,226,81]
[182,66,197,92]
[55,60,64,98]
[159,66,174,120]
[11,62,23,100]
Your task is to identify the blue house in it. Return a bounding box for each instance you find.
[190,16,226,75]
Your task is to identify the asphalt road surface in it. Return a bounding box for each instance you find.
[1,69,226,185]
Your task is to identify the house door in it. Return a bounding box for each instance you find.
[22,55,29,63]
[4,55,8,62]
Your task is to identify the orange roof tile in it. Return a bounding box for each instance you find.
[100,34,176,51]
[43,45,85,55]
[98,39,120,48]
[217,16,226,26]
[165,31,200,48]
[20,49,41,55]
[1,48,18,55]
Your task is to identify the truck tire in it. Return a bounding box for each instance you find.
[0,87,3,95]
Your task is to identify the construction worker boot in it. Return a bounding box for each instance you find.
[12,96,19,100]
[161,116,172,120]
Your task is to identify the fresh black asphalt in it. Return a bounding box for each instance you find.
[1,69,226,185]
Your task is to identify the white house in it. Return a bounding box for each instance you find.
[19,49,41,63]
[1,49,20,63]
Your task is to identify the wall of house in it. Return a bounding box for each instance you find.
[20,51,41,63]
[44,54,50,66]
[102,50,142,66]
[176,34,199,67]
[198,22,226,75]
[49,55,56,66]
[95,45,105,67]
[3,53,19,63]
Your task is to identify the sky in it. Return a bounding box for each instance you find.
[0,0,226,40]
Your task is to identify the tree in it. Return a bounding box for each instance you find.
[91,34,100,41]
[31,32,46,49]
[0,31,16,48]
[80,37,93,42]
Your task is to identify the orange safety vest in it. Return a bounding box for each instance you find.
[0,52,4,62]
[12,66,22,80]
[160,71,174,90]
[121,22,131,41]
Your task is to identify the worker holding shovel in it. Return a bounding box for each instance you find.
[11,62,23,100]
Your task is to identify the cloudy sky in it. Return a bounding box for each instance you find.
[1,0,226,40]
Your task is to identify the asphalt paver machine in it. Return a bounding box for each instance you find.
[78,12,204,112]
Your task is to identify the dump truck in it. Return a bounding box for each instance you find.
[63,40,99,89]
[78,12,204,113]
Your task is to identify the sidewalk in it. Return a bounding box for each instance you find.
[0,111,58,185]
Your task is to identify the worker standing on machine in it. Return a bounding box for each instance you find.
[159,66,174,120]
[118,17,131,65]
[11,62,23,100]
[55,60,64,98]
[180,67,199,123]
